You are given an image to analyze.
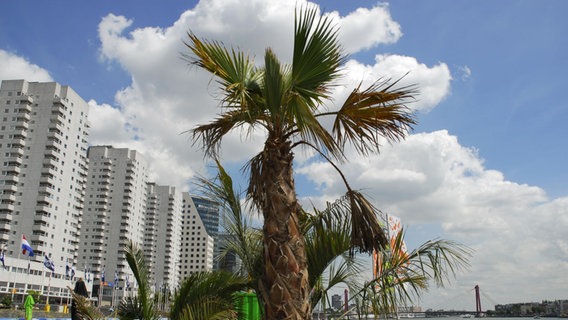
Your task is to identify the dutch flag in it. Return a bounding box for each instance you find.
[21,235,34,257]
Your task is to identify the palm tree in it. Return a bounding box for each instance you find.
[170,271,251,320]
[186,6,417,319]
[120,241,161,320]
[196,161,361,314]
[355,231,472,318]
[197,162,471,320]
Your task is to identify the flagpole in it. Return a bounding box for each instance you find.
[11,251,21,302]
[47,270,52,307]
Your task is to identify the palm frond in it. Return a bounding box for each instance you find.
[304,205,352,287]
[192,107,268,159]
[68,287,104,320]
[118,296,143,320]
[183,32,262,108]
[177,298,238,320]
[292,6,346,102]
[325,191,388,255]
[286,6,348,161]
[331,78,417,156]
[124,240,160,320]
[195,160,263,284]
[170,271,249,320]
[263,48,286,119]
[359,230,472,317]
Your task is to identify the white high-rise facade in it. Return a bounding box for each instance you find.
[0,80,89,266]
[180,192,214,279]
[145,183,183,291]
[0,80,91,303]
[78,146,148,300]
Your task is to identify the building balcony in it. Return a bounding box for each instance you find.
[1,184,18,193]
[4,166,20,176]
[32,223,50,234]
[0,211,13,222]
[19,94,34,104]
[53,97,67,106]
[39,175,55,184]
[18,103,32,113]
[15,122,29,130]
[46,131,62,141]
[0,202,14,211]
[34,210,50,220]
[3,175,18,185]
[11,137,26,147]
[41,167,58,178]
[5,156,23,167]
[46,139,61,149]
[42,158,59,169]
[36,202,51,213]
[0,192,16,202]
[16,113,31,122]
[91,251,104,259]
[51,108,65,118]
[0,223,11,233]
[9,146,25,156]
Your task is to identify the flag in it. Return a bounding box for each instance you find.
[0,251,5,270]
[21,235,34,257]
[71,266,76,280]
[66,264,70,278]
[101,268,105,282]
[114,270,119,290]
[125,274,130,289]
[85,265,91,283]
[43,254,55,272]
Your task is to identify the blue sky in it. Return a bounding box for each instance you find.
[1,0,567,311]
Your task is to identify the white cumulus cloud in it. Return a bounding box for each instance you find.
[0,49,53,82]
[296,130,566,308]
[88,0,452,189]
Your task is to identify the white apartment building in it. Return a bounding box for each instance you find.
[78,146,148,304]
[180,192,214,279]
[0,79,90,263]
[145,183,182,291]
[0,79,90,303]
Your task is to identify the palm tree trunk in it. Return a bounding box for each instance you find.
[259,137,311,319]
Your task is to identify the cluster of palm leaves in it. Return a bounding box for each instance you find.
[72,162,470,320]
[184,5,419,318]
[195,161,472,319]
[74,5,472,320]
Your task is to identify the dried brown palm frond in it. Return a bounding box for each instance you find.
[331,78,417,156]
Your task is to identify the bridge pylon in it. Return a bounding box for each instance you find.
[474,285,482,317]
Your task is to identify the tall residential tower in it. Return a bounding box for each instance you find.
[0,80,90,266]
[145,183,183,291]
[79,146,148,301]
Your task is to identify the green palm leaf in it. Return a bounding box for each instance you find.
[360,230,473,317]
[124,240,160,320]
[170,271,249,320]
[195,160,263,285]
